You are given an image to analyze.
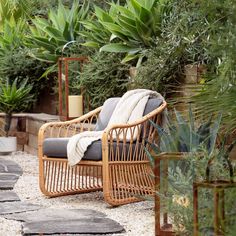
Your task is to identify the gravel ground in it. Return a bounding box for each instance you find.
[0,152,154,236]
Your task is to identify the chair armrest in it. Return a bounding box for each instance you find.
[38,106,102,144]
[102,102,167,162]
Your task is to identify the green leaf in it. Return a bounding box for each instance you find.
[144,0,157,10]
[130,0,142,17]
[95,6,114,23]
[81,41,100,48]
[209,113,222,154]
[121,53,139,63]
[44,26,64,40]
[118,17,140,40]
[31,37,56,52]
[100,43,140,53]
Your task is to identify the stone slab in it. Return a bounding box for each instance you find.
[0,159,23,176]
[0,173,20,189]
[0,191,20,202]
[23,218,124,235]
[0,173,19,181]
[0,202,42,215]
[0,180,17,190]
[5,208,106,222]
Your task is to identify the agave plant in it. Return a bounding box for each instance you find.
[0,78,34,136]
[0,19,27,56]
[27,0,89,64]
[79,5,116,49]
[149,107,222,155]
[82,0,171,63]
[0,0,33,31]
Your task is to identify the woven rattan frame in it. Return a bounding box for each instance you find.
[38,101,167,206]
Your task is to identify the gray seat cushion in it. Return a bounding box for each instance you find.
[43,138,139,161]
[43,97,163,160]
[43,138,102,161]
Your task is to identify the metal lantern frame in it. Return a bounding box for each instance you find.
[154,152,236,236]
[154,152,185,236]
[58,57,87,121]
[193,180,236,236]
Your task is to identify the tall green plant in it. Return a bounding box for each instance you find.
[0,19,26,54]
[77,51,130,110]
[82,0,171,63]
[190,1,236,132]
[28,0,89,64]
[134,0,214,93]
[147,107,236,235]
[149,107,222,154]
[0,78,34,136]
[0,0,33,31]
[80,5,116,48]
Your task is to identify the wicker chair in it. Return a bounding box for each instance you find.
[38,97,167,206]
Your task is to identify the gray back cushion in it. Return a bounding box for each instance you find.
[95,97,163,131]
[143,98,163,115]
[94,97,120,131]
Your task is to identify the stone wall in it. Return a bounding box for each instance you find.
[0,113,59,155]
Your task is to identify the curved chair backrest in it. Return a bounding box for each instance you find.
[94,97,163,131]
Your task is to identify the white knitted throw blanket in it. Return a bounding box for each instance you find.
[67,89,165,166]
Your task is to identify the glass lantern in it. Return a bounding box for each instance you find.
[58,57,87,121]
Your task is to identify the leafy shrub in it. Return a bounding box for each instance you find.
[0,48,51,100]
[27,0,89,64]
[82,0,172,63]
[0,78,34,136]
[0,18,50,104]
[77,52,130,110]
[135,0,214,93]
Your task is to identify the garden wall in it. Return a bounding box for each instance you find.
[0,113,59,155]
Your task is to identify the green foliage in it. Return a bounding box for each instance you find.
[150,107,222,154]
[0,18,50,102]
[27,0,89,63]
[80,5,116,49]
[193,0,236,132]
[135,0,214,92]
[77,51,130,110]
[0,19,26,53]
[82,0,172,63]
[0,0,33,30]
[0,78,34,135]
[0,48,50,99]
[147,106,236,235]
[154,147,236,235]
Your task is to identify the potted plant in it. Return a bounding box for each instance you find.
[0,78,34,154]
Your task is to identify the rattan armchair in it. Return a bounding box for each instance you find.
[38,99,167,206]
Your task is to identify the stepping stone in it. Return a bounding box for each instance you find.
[5,208,106,222]
[0,173,20,189]
[0,159,23,176]
[0,191,20,202]
[0,202,42,215]
[23,218,125,235]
